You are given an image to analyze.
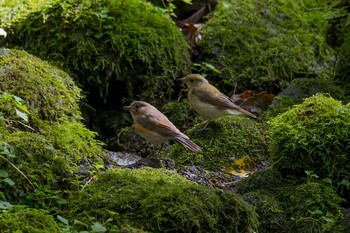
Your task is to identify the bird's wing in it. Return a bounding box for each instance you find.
[137,112,187,138]
[192,84,243,110]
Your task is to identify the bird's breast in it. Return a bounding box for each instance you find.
[134,121,167,144]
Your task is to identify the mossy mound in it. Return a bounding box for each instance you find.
[326,0,350,101]
[65,168,258,232]
[197,0,333,94]
[237,169,290,232]
[169,116,269,171]
[0,49,81,124]
[0,206,59,233]
[236,168,286,193]
[237,169,347,232]
[241,182,346,233]
[268,94,350,182]
[4,0,191,105]
[243,190,288,233]
[0,49,103,207]
[284,182,346,232]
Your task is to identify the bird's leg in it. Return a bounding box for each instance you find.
[157,143,164,157]
[147,144,160,158]
[197,119,211,131]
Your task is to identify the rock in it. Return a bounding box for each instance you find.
[272,78,344,107]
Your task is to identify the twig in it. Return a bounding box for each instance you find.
[81,175,96,191]
[0,154,35,189]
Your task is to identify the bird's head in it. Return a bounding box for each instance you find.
[182,74,209,89]
[123,101,150,116]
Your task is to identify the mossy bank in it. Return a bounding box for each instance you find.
[169,114,269,172]
[65,168,258,232]
[0,49,104,208]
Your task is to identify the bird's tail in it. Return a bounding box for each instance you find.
[239,108,257,119]
[174,136,202,153]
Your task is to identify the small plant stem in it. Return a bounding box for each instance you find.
[0,154,35,188]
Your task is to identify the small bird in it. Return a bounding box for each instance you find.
[123,101,201,153]
[183,74,257,128]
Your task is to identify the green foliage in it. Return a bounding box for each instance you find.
[4,0,191,104]
[268,93,350,182]
[0,49,104,209]
[237,168,286,193]
[0,0,56,27]
[326,0,350,100]
[0,205,59,233]
[237,169,347,232]
[57,215,110,233]
[243,190,288,233]
[0,49,81,125]
[169,116,269,171]
[66,168,258,232]
[197,0,334,93]
[285,182,345,232]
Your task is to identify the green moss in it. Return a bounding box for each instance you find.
[66,168,258,232]
[0,206,59,233]
[0,49,104,208]
[326,0,350,101]
[236,168,286,193]
[5,0,191,104]
[285,182,346,232]
[169,116,269,171]
[243,190,288,233]
[197,0,334,93]
[237,171,347,232]
[0,49,81,124]
[268,94,350,181]
[0,0,55,27]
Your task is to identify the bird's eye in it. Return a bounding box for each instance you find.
[190,79,194,83]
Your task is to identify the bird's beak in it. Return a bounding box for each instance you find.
[123,106,131,110]
[179,77,185,82]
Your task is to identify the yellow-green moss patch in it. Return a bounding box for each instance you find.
[0,49,104,209]
[0,205,59,233]
[169,116,269,171]
[65,168,258,232]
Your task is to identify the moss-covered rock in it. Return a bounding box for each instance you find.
[285,182,346,233]
[269,78,345,117]
[237,169,347,232]
[268,94,350,181]
[4,0,191,105]
[0,206,59,233]
[236,168,286,193]
[326,0,350,101]
[169,115,269,171]
[196,0,333,94]
[65,168,258,232]
[243,190,288,233]
[0,49,81,124]
[236,168,290,232]
[0,49,104,207]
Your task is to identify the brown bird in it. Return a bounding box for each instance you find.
[183,74,257,128]
[123,101,201,153]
